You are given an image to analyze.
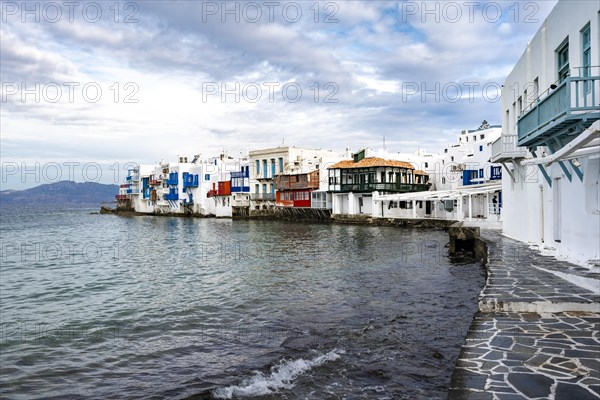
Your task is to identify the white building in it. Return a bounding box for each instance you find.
[328,148,431,216]
[492,0,599,266]
[332,123,504,226]
[123,154,245,217]
[248,146,344,212]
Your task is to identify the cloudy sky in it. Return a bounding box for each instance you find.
[1,0,558,188]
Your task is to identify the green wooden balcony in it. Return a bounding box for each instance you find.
[338,182,430,193]
[518,74,599,147]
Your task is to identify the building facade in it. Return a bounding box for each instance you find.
[328,149,430,216]
[248,146,344,212]
[493,0,599,266]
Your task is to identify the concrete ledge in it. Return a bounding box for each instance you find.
[478,299,600,313]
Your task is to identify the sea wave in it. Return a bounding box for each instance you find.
[212,349,344,399]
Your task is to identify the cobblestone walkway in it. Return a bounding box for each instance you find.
[449,231,600,400]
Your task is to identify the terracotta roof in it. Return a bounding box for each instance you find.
[329,157,415,170]
[414,170,428,175]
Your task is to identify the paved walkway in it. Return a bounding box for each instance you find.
[449,230,600,400]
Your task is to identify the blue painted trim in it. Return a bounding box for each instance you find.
[546,142,572,182]
[531,150,552,187]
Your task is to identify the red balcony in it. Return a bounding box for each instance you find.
[120,184,129,188]
[207,181,231,197]
[149,179,162,186]
[115,194,129,200]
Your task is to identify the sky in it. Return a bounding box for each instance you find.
[1,0,559,189]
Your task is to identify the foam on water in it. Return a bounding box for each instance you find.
[212,349,344,399]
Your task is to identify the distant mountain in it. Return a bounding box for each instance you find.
[0,181,119,205]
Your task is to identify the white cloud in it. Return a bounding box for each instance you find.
[0,0,560,189]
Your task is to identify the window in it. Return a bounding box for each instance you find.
[582,24,591,94]
[442,177,446,184]
[557,39,569,83]
[255,160,260,176]
[424,162,428,168]
[465,136,468,142]
[473,135,477,142]
[518,96,523,115]
[451,156,454,162]
[278,157,284,173]
[479,145,483,152]
[444,149,448,153]
[480,134,484,140]
[204,174,210,181]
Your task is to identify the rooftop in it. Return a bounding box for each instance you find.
[329,157,414,170]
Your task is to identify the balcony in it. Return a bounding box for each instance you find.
[165,193,179,201]
[251,193,276,201]
[518,74,599,147]
[337,183,430,193]
[231,170,249,179]
[274,171,320,191]
[115,194,129,200]
[166,173,178,186]
[207,181,231,197]
[183,173,199,188]
[149,179,161,186]
[231,186,250,193]
[490,135,528,163]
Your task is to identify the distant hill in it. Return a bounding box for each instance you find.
[0,181,119,205]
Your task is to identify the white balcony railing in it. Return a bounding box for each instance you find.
[490,135,528,163]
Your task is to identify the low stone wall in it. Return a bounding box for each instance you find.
[332,214,457,229]
[447,222,488,264]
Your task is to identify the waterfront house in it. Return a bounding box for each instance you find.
[274,170,320,207]
[358,123,503,226]
[230,164,251,217]
[493,0,599,266]
[328,148,430,216]
[249,146,345,214]
[119,154,245,217]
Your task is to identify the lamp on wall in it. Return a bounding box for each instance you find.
[550,84,557,90]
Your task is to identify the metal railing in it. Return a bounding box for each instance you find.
[251,193,276,201]
[338,183,430,193]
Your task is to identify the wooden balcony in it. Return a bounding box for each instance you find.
[335,182,430,193]
[518,74,599,147]
[274,171,320,191]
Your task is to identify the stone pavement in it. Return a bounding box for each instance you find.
[449,230,600,400]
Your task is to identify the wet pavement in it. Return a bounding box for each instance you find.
[449,230,600,400]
